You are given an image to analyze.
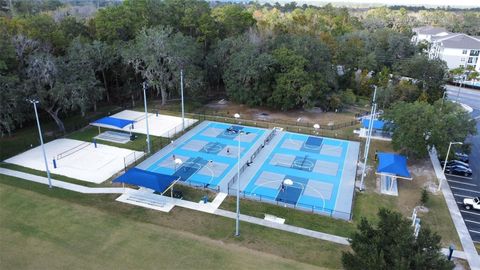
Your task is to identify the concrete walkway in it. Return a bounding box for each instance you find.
[429,148,480,269]
[0,168,127,194]
[214,209,350,245]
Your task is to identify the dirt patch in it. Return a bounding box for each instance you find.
[202,100,362,125]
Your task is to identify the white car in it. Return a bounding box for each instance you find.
[463,197,480,210]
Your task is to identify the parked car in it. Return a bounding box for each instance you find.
[463,197,480,211]
[445,165,473,177]
[454,152,469,163]
[441,160,470,168]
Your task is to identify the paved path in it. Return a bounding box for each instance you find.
[0,168,126,194]
[0,167,470,261]
[429,148,480,269]
[214,209,350,245]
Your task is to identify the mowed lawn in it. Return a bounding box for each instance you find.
[0,175,345,270]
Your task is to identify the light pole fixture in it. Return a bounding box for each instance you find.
[359,85,378,191]
[313,124,320,134]
[180,69,185,131]
[438,141,463,191]
[143,81,151,154]
[27,99,52,188]
[234,113,241,236]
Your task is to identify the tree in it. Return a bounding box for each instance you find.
[122,26,203,105]
[342,208,454,270]
[396,55,448,103]
[384,100,476,158]
[223,37,276,106]
[87,40,116,102]
[22,41,103,132]
[420,188,429,206]
[211,4,255,38]
[269,47,315,110]
[92,0,147,43]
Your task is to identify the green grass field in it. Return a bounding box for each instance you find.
[0,175,347,269]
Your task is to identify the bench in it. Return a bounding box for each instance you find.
[264,214,285,224]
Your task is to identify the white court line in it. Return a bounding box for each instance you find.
[450,186,480,194]
[448,179,477,186]
[465,219,480,225]
[461,210,480,216]
[469,229,480,234]
[446,174,473,180]
[453,193,473,198]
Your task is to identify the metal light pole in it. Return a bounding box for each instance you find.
[180,69,185,131]
[234,113,241,236]
[143,81,151,154]
[359,86,377,191]
[438,141,463,191]
[28,99,52,188]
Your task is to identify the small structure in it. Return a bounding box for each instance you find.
[91,116,135,131]
[357,119,392,141]
[376,152,412,196]
[113,168,180,197]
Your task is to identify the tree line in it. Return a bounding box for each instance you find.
[0,0,477,138]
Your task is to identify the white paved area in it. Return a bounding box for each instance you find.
[429,147,480,269]
[4,138,143,183]
[0,168,126,193]
[110,110,197,138]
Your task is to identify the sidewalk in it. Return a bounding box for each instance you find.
[0,168,127,194]
[429,148,480,269]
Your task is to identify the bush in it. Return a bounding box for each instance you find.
[420,188,429,206]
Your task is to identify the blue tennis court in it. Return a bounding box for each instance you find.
[139,121,267,189]
[242,132,359,219]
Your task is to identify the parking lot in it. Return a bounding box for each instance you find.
[447,118,480,244]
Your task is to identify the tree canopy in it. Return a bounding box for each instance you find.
[342,208,454,270]
[1,1,477,135]
[384,100,476,158]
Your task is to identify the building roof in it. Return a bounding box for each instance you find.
[362,119,386,130]
[376,152,411,179]
[113,168,179,193]
[436,34,480,49]
[413,26,448,36]
[91,116,135,129]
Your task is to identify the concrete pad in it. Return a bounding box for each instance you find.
[254,171,285,189]
[270,153,295,167]
[4,138,143,184]
[197,162,229,177]
[157,155,189,170]
[217,146,245,158]
[234,132,257,143]
[201,127,224,138]
[304,181,333,200]
[181,140,207,152]
[281,139,303,151]
[313,161,339,176]
[320,144,343,157]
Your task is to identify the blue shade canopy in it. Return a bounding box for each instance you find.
[91,116,135,129]
[377,152,411,178]
[362,119,385,130]
[113,168,179,193]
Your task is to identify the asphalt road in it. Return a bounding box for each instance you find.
[445,85,480,244]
